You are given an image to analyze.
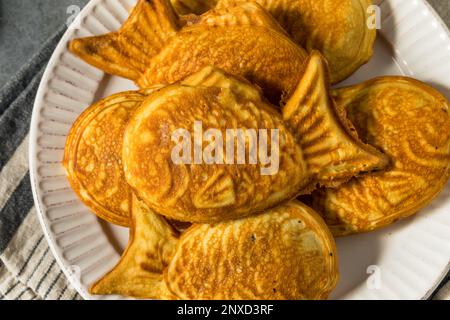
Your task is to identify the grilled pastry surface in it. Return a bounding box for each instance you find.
[166,201,338,300]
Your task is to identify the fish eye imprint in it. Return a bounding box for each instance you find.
[171,121,280,176]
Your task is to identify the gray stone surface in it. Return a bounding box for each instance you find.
[430,0,450,25]
[0,0,89,88]
[0,0,449,88]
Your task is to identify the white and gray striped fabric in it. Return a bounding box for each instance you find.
[0,26,81,300]
[0,24,448,301]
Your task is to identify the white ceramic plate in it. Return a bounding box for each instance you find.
[29,0,450,300]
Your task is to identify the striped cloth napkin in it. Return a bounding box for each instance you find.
[0,24,448,301]
[0,26,81,300]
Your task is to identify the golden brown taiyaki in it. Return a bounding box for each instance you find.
[63,87,162,226]
[90,198,339,300]
[69,0,309,104]
[307,77,450,236]
[170,0,376,83]
[122,53,388,223]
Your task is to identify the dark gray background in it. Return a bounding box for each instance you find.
[0,0,449,88]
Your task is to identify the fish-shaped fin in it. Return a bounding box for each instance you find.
[193,169,236,209]
[70,0,180,81]
[90,195,178,299]
[190,1,287,35]
[283,51,389,187]
[69,33,141,81]
[118,0,180,63]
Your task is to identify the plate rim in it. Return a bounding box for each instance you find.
[405,0,450,299]
[29,0,107,300]
[28,0,450,300]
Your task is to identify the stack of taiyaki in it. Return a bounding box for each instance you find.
[64,0,450,299]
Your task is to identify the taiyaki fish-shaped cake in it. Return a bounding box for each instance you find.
[90,198,338,300]
[308,77,450,236]
[69,0,308,104]
[123,53,388,223]
[170,0,376,83]
[63,87,162,226]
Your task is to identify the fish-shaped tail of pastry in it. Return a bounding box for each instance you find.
[69,0,180,82]
[283,51,389,188]
[69,33,140,81]
[90,195,179,299]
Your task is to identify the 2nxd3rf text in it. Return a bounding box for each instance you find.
[177,304,274,317]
